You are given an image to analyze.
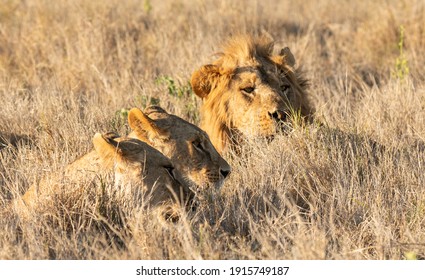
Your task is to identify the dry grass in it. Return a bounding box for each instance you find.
[1,0,425,259]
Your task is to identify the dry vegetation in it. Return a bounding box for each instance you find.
[1,0,425,259]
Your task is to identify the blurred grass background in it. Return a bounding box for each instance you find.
[0,0,424,259]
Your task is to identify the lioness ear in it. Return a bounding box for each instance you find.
[280,47,296,67]
[93,133,121,167]
[190,64,220,99]
[128,108,170,142]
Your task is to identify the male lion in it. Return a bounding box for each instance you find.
[191,35,312,153]
[127,106,231,193]
[18,132,193,219]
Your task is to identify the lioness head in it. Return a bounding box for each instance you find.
[191,35,311,153]
[128,106,231,193]
[92,133,192,207]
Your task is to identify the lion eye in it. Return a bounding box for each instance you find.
[241,87,255,94]
[192,139,203,151]
[164,165,176,179]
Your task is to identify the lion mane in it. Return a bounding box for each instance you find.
[191,35,311,153]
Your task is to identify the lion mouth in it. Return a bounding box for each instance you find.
[265,115,293,142]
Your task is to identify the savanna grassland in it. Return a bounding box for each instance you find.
[1,0,425,260]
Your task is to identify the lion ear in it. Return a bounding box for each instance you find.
[280,47,296,67]
[128,108,170,142]
[190,64,220,99]
[93,133,146,167]
[92,133,122,167]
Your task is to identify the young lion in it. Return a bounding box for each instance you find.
[127,106,231,193]
[191,35,312,153]
[17,132,193,219]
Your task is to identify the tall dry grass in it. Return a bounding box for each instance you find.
[0,0,424,259]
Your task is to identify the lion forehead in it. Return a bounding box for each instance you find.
[232,65,280,85]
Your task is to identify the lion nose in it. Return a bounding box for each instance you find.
[268,110,287,122]
[220,168,231,179]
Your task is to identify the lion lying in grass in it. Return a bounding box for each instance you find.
[127,106,231,193]
[16,132,193,220]
[191,35,312,153]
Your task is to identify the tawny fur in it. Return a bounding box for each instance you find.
[191,35,311,153]
[127,106,231,193]
[16,133,193,220]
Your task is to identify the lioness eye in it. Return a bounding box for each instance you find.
[164,165,176,180]
[242,87,255,94]
[192,139,203,151]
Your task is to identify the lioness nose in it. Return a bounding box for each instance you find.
[220,168,231,179]
[268,110,287,122]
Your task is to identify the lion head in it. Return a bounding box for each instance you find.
[20,133,193,213]
[127,106,231,193]
[190,35,311,153]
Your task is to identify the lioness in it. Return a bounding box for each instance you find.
[127,106,231,193]
[18,132,193,218]
[191,35,312,153]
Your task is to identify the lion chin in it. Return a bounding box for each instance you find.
[191,35,312,153]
